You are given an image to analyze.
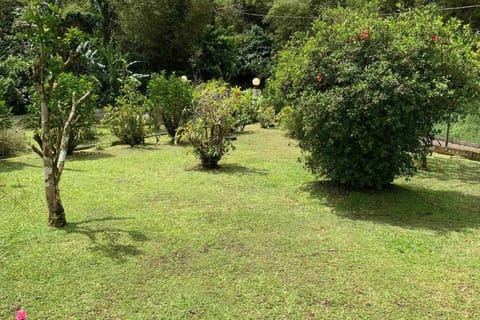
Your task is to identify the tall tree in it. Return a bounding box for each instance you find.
[19,0,93,227]
[118,0,214,73]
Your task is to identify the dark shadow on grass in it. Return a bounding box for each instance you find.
[0,159,42,173]
[303,181,480,233]
[187,163,269,176]
[68,151,115,162]
[235,129,255,135]
[421,155,480,184]
[64,217,149,263]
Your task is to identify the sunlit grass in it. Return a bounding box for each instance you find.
[436,113,480,145]
[1,124,480,319]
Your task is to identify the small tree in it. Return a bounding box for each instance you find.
[179,81,238,169]
[30,73,97,155]
[20,1,94,227]
[147,72,193,139]
[270,7,480,189]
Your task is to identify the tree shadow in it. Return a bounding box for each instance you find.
[303,181,480,233]
[187,163,269,176]
[68,151,115,162]
[0,159,42,173]
[422,155,480,184]
[64,217,149,263]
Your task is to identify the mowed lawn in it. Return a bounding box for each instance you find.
[1,124,480,319]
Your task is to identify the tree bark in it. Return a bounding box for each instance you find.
[36,83,67,227]
[47,172,66,227]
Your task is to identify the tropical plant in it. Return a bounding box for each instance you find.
[147,72,193,139]
[256,96,276,129]
[231,88,257,132]
[104,77,148,147]
[179,80,238,168]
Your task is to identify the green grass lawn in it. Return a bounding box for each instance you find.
[1,124,480,319]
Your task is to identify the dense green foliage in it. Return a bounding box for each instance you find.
[0,54,31,115]
[231,88,256,131]
[148,72,193,139]
[256,97,276,129]
[193,25,238,81]
[118,0,214,73]
[237,25,274,82]
[0,100,12,130]
[104,77,148,147]
[30,73,97,154]
[179,81,238,168]
[270,7,480,189]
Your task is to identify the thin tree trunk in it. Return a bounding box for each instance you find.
[445,119,451,148]
[47,172,67,227]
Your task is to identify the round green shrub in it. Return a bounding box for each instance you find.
[270,7,480,189]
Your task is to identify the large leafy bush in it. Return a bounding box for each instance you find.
[269,7,480,189]
[179,81,238,169]
[147,72,193,139]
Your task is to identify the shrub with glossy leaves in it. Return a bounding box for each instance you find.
[104,77,148,147]
[147,72,193,139]
[270,7,480,189]
[179,81,238,169]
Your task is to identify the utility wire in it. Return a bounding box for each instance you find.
[236,4,480,20]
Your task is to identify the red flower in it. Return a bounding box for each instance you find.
[316,74,323,82]
[359,29,369,40]
[431,34,438,43]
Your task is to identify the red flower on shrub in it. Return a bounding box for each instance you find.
[316,74,323,82]
[431,34,438,43]
[359,29,369,40]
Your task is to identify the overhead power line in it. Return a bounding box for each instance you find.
[237,4,480,20]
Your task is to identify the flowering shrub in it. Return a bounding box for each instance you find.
[268,7,480,189]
